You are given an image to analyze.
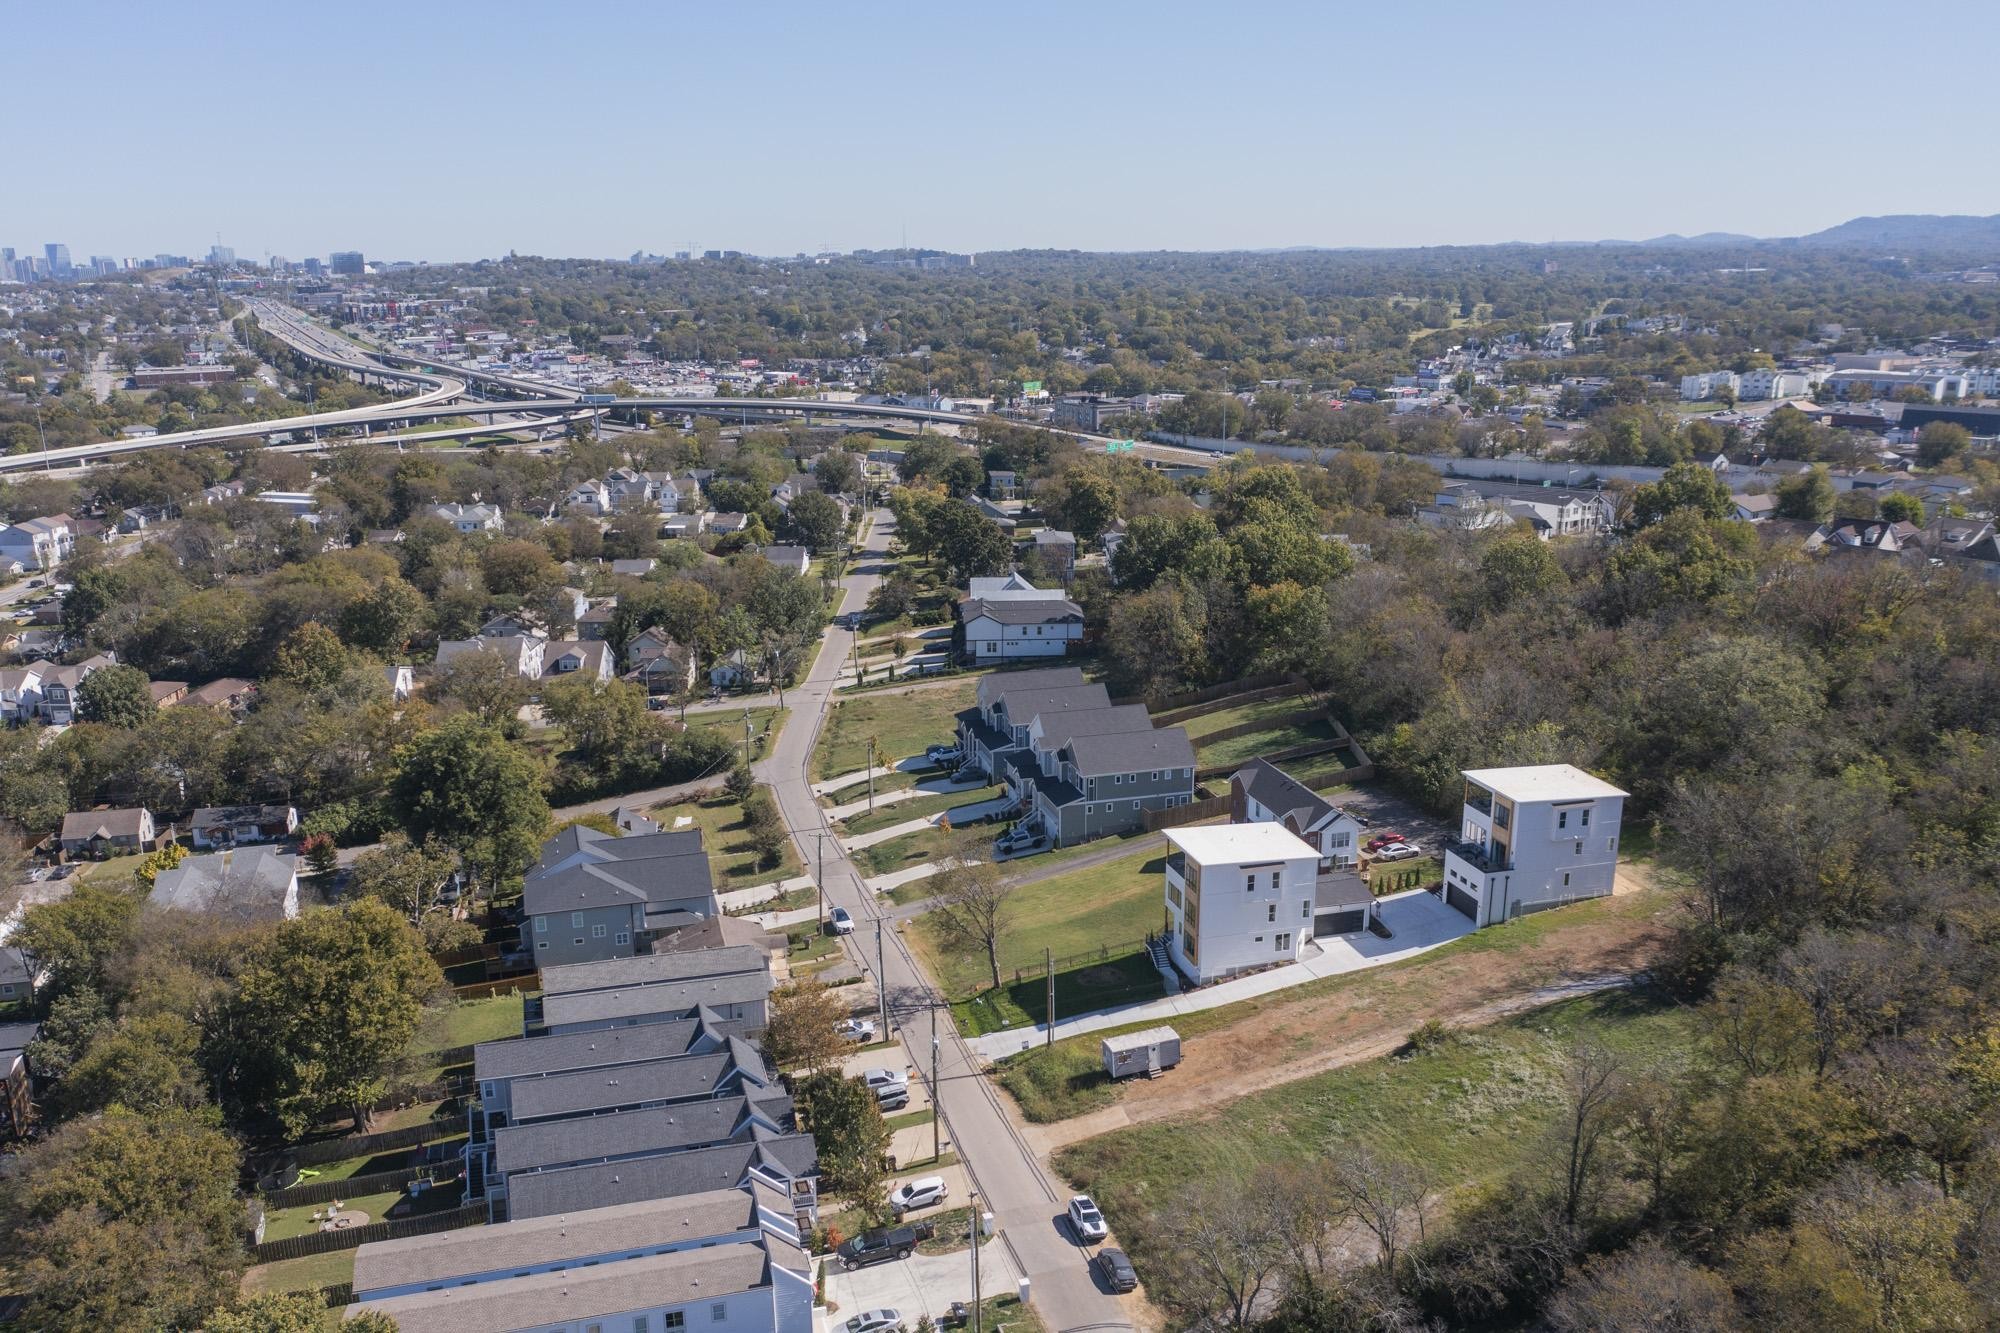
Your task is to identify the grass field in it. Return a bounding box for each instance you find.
[998,884,1669,1122]
[1367,854,1442,894]
[243,1248,354,1296]
[686,704,788,757]
[1176,693,1313,741]
[418,992,525,1054]
[1194,717,1340,769]
[650,792,801,889]
[813,678,976,779]
[908,845,1167,1033]
[1053,991,1695,1283]
[856,824,960,878]
[837,783,1000,837]
[78,852,147,888]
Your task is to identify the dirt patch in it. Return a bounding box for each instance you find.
[1028,888,1677,1151]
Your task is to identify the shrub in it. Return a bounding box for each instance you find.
[1406,1018,1452,1054]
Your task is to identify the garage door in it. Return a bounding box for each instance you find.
[1314,909,1365,938]
[1445,884,1479,919]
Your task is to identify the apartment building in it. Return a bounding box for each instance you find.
[527,946,774,1035]
[955,667,1195,846]
[1163,824,1322,985]
[520,825,719,968]
[1440,765,1626,927]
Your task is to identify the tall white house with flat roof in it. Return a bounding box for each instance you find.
[1163,823,1322,986]
[1440,765,1626,928]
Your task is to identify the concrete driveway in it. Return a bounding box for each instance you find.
[821,1236,1023,1333]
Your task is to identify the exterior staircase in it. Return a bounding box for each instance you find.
[1146,933,1181,996]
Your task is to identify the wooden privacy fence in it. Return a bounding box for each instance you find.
[291,1118,458,1168]
[1143,793,1231,832]
[1112,671,1287,713]
[267,1165,425,1209]
[452,973,538,1001]
[1188,704,1327,750]
[430,942,502,969]
[249,1203,485,1264]
[1153,680,1303,727]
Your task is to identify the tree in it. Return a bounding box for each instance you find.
[479,538,559,595]
[726,762,757,803]
[1774,468,1836,523]
[270,620,350,692]
[23,988,111,1085]
[202,1291,394,1333]
[1915,421,1971,469]
[13,882,143,1001]
[762,979,848,1075]
[1545,1040,1626,1228]
[1478,533,1566,612]
[1627,460,1734,528]
[1604,509,1754,618]
[1760,405,1829,460]
[300,831,338,876]
[1328,1143,1433,1287]
[1877,491,1925,525]
[389,717,550,897]
[814,449,859,495]
[429,648,534,732]
[52,1012,209,1120]
[347,832,459,925]
[11,1107,244,1332]
[224,898,441,1133]
[928,829,1013,992]
[1547,1240,1739,1333]
[1111,513,1229,593]
[782,489,846,551]
[132,839,189,889]
[793,1070,891,1215]
[75,662,155,728]
[340,575,429,655]
[1104,581,1206,701]
[926,500,1013,583]
[1151,1177,1285,1331]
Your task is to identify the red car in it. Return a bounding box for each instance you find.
[1365,832,1406,853]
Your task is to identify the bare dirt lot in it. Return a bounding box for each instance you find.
[1027,866,1675,1151]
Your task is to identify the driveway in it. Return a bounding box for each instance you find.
[821,1237,1023,1333]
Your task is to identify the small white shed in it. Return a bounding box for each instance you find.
[1101,1025,1182,1080]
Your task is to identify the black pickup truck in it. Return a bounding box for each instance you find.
[837,1221,936,1268]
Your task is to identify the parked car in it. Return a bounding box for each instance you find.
[1374,842,1421,861]
[1364,832,1406,853]
[889,1175,949,1215]
[1067,1194,1108,1242]
[835,1016,877,1043]
[843,1308,906,1332]
[1094,1246,1139,1292]
[926,744,962,765]
[863,1068,908,1095]
[875,1085,909,1112]
[837,1223,933,1268]
[828,906,855,935]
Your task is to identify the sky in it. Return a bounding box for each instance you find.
[7,0,1998,264]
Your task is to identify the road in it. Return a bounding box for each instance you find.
[759,510,1139,1333]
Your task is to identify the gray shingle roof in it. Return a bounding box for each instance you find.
[1235,757,1343,829]
[540,971,773,1030]
[348,1240,768,1333]
[1032,704,1154,748]
[476,1016,725,1084]
[1064,727,1196,778]
[975,665,1083,710]
[957,596,1082,626]
[505,1134,818,1221]
[991,684,1111,728]
[351,1184,771,1296]
[494,1088,791,1176]
[59,808,149,842]
[539,945,769,997]
[522,826,714,917]
[509,1043,772,1124]
[149,848,297,923]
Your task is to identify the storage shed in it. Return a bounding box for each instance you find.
[1101,1026,1182,1080]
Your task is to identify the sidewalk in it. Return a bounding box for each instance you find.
[716,874,813,913]
[812,765,898,797]
[864,861,954,894]
[827,777,984,822]
[842,815,936,852]
[964,887,1476,1060]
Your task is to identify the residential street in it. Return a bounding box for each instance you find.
[757,510,1144,1333]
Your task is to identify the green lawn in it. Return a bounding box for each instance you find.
[78,851,148,889]
[838,783,1000,836]
[244,1248,354,1296]
[1176,692,1314,741]
[1195,718,1341,769]
[651,793,801,889]
[1053,991,1695,1286]
[813,678,976,779]
[856,824,960,878]
[419,992,525,1054]
[1367,854,1442,894]
[263,1188,406,1241]
[688,705,788,761]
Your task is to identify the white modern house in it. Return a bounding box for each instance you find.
[1163,823,1322,986]
[954,574,1084,664]
[1440,765,1626,927]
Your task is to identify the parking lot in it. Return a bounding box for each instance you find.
[821,1235,1023,1333]
[1335,783,1456,854]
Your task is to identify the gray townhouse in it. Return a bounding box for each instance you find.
[505,1133,821,1226]
[484,1086,795,1221]
[520,825,719,967]
[527,945,775,1035]
[957,667,1196,846]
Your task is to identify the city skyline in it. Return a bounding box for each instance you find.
[6,0,1998,262]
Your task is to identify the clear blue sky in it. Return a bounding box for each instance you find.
[8,0,1997,262]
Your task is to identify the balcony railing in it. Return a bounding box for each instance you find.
[1165,851,1186,879]
[1444,839,1510,874]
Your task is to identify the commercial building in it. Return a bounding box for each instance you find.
[1440,765,1626,927]
[330,250,365,275]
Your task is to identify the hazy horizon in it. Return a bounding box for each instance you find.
[8,0,1999,263]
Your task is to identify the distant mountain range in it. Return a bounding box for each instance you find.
[1605,214,2000,249]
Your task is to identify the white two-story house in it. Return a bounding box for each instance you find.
[1164,823,1322,985]
[1440,765,1626,927]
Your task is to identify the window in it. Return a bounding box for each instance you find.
[1573,841,1582,856]
[536,940,548,951]
[591,924,607,938]
[1267,903,1276,923]
[1563,872,1571,887]
[1302,900,1312,919]
[1275,932,1292,951]
[663,1316,685,1330]
[1150,770,1159,781]
[1557,810,1567,829]
[633,1319,651,1333]
[1131,800,1140,811]
[614,931,630,946]
[1245,874,1255,892]
[570,911,585,928]
[574,938,584,947]
[1085,804,1093,815]
[1581,809,1591,827]
[711,1303,728,1322]
[1331,831,1350,848]
[535,917,547,934]
[1270,871,1281,891]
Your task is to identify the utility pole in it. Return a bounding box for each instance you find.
[742,708,753,769]
[816,830,826,929]
[866,736,877,816]
[930,1006,941,1163]
[969,1190,982,1333]
[875,917,888,1038]
[1046,947,1055,1050]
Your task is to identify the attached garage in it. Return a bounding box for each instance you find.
[1314,908,1366,937]
[1445,884,1479,919]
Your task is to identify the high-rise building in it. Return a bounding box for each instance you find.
[208,245,236,266]
[302,257,324,276]
[329,251,365,276]
[44,244,71,276]
[90,256,119,275]
[267,255,288,272]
